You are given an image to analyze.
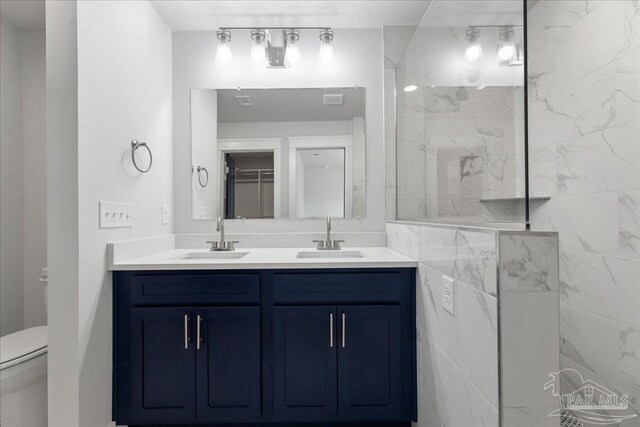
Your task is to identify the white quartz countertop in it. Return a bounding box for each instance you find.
[108,247,417,271]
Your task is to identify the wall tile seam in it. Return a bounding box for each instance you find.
[559,349,630,398]
[420,261,498,301]
[559,247,640,263]
[421,330,500,414]
[531,45,640,100]
[559,299,635,328]
[530,119,640,151]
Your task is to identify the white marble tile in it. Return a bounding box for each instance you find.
[531,192,619,256]
[560,302,620,386]
[418,263,458,366]
[620,323,640,399]
[501,291,560,408]
[421,336,499,427]
[503,406,561,427]
[530,50,640,148]
[456,282,499,409]
[557,121,640,195]
[529,145,558,198]
[555,0,640,88]
[421,227,498,296]
[499,233,559,292]
[416,393,444,427]
[620,190,640,259]
[385,222,421,259]
[560,249,639,327]
[561,355,640,421]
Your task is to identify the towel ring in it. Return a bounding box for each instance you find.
[197,166,209,187]
[131,139,152,173]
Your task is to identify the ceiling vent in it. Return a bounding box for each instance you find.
[235,95,253,106]
[323,93,344,106]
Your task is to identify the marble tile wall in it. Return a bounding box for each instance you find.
[388,223,561,426]
[528,1,640,423]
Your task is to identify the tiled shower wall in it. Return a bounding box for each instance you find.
[387,222,560,426]
[528,1,640,421]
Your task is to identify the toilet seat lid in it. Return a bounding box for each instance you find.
[0,326,47,369]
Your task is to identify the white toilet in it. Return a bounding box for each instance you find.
[0,269,48,427]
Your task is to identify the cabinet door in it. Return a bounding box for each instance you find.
[273,306,337,421]
[130,308,196,423]
[196,307,261,422]
[338,305,403,420]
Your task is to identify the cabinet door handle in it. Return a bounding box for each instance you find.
[341,312,346,348]
[329,313,334,347]
[184,314,190,349]
[196,315,202,350]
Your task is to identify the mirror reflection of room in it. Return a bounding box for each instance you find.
[191,87,365,220]
[224,152,275,219]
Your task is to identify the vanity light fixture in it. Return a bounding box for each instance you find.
[215,30,233,67]
[250,30,267,67]
[464,28,483,64]
[284,30,301,68]
[318,29,334,64]
[497,27,517,66]
[403,85,418,92]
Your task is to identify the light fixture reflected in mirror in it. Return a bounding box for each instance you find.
[318,29,334,64]
[497,27,517,66]
[403,85,418,92]
[464,28,483,64]
[250,30,267,67]
[284,30,301,68]
[215,30,233,67]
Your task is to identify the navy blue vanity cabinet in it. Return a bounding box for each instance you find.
[113,268,417,426]
[129,307,197,423]
[338,305,403,420]
[272,306,338,420]
[196,307,261,422]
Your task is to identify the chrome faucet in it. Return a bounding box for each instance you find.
[313,216,344,250]
[207,216,238,251]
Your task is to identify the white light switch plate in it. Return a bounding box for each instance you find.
[199,206,212,220]
[99,201,133,228]
[442,275,455,315]
[161,204,171,225]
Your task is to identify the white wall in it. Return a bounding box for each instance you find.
[21,29,47,329]
[0,16,25,336]
[173,28,385,233]
[76,1,173,425]
[46,1,80,424]
[191,89,218,219]
[0,18,47,335]
[44,1,173,425]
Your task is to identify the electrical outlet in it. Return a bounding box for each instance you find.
[161,204,171,225]
[442,275,455,315]
[99,201,133,228]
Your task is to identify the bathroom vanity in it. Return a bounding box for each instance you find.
[111,248,417,426]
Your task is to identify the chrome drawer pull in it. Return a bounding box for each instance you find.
[330,313,334,347]
[196,315,202,350]
[342,313,346,348]
[184,314,190,349]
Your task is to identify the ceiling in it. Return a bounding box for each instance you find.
[151,1,431,32]
[419,1,524,27]
[217,87,365,123]
[0,0,45,30]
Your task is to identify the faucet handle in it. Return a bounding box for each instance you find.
[333,240,345,250]
[312,239,325,249]
[206,241,218,251]
[227,241,239,251]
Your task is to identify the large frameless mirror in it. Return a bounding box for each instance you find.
[190,87,366,220]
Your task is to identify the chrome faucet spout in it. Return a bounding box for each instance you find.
[216,216,225,247]
[326,216,331,246]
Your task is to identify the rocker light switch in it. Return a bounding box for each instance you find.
[99,201,133,228]
[442,275,455,316]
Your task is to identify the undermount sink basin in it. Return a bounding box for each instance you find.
[176,252,249,260]
[296,250,365,259]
